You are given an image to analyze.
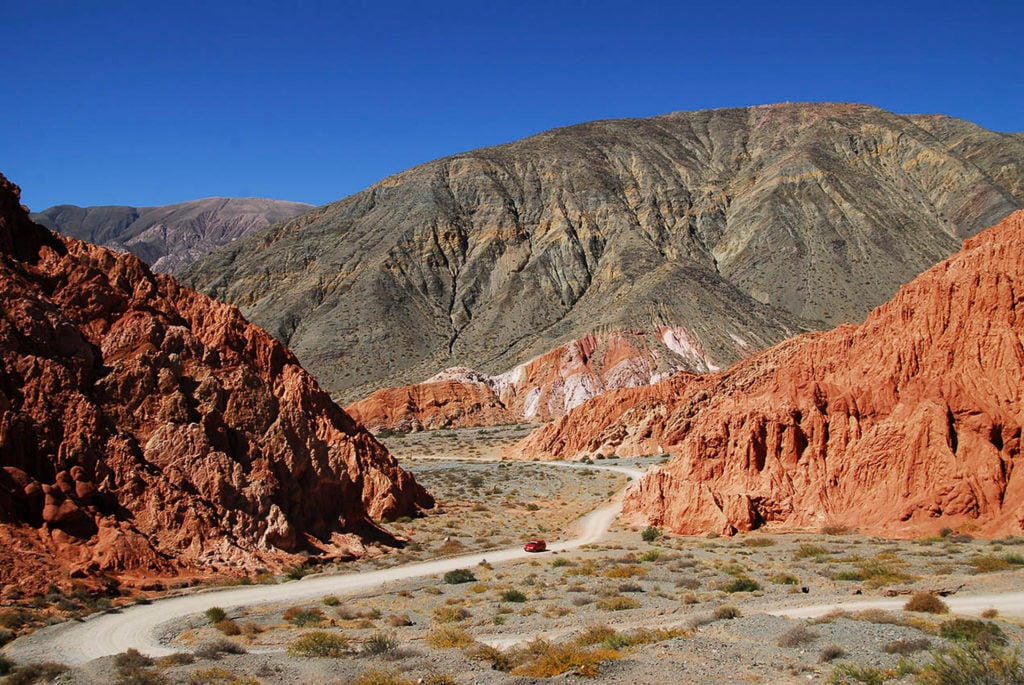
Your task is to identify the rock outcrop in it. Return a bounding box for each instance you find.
[32,197,313,274]
[183,103,1024,403]
[0,174,432,595]
[512,212,1024,539]
[347,329,682,431]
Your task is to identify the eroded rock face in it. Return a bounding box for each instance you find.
[346,329,682,431]
[512,212,1024,538]
[0,174,432,594]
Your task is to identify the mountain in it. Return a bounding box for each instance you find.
[0,174,432,596]
[32,197,313,274]
[511,211,1024,539]
[182,103,1024,405]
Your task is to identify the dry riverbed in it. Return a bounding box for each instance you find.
[3,427,1024,684]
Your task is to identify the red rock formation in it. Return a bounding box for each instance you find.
[512,212,1024,538]
[0,174,432,595]
[347,330,681,431]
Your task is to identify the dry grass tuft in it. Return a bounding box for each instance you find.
[904,592,949,614]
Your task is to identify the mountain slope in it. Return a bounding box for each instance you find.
[511,211,1024,538]
[0,174,431,595]
[32,197,313,274]
[182,103,1024,404]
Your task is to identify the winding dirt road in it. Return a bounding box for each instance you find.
[3,463,644,666]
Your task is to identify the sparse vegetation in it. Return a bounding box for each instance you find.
[501,589,528,603]
[712,605,741,620]
[722,576,761,593]
[829,662,888,685]
[641,526,663,542]
[204,607,227,624]
[917,642,1024,685]
[443,569,476,584]
[185,667,259,685]
[778,624,818,647]
[194,638,247,660]
[426,625,474,649]
[904,592,949,614]
[882,637,931,655]
[596,595,641,611]
[288,630,350,657]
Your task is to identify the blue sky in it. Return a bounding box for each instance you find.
[3,1,1022,210]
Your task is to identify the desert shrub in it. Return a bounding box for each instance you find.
[769,573,800,585]
[618,582,643,593]
[0,627,14,646]
[641,526,662,542]
[722,576,761,593]
[904,592,949,614]
[361,631,399,655]
[3,662,69,685]
[193,638,246,660]
[882,637,931,655]
[596,595,640,611]
[917,642,1024,685]
[551,557,572,568]
[114,648,154,672]
[981,608,999,619]
[0,655,12,676]
[821,524,851,535]
[713,605,741,620]
[185,667,260,684]
[443,569,476,584]
[204,607,227,624]
[510,640,623,678]
[794,544,829,560]
[284,563,312,580]
[969,553,1024,573]
[283,606,325,626]
[426,625,474,649]
[466,643,518,671]
[938,618,1006,648]
[0,608,29,630]
[604,565,645,578]
[828,662,888,685]
[288,630,349,657]
[322,595,340,606]
[501,589,527,603]
[820,645,847,662]
[214,619,241,636]
[386,613,413,627]
[639,549,662,562]
[742,537,776,547]
[240,621,264,638]
[575,625,685,649]
[349,669,417,685]
[778,624,818,647]
[432,606,470,623]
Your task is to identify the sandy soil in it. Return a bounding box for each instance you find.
[3,427,1024,684]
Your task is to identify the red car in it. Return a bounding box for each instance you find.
[524,539,546,553]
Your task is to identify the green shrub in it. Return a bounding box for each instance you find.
[443,569,476,584]
[828,662,887,685]
[938,618,1006,648]
[722,576,761,593]
[550,557,572,568]
[361,631,398,655]
[204,607,227,624]
[322,595,340,606]
[3,662,69,685]
[288,631,350,657]
[917,642,1024,685]
[641,526,662,542]
[501,589,527,603]
[283,606,325,627]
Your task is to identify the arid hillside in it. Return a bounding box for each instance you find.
[512,211,1024,539]
[183,103,1024,403]
[0,174,431,596]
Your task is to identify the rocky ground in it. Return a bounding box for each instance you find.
[3,428,1023,684]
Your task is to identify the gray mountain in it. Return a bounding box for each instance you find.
[181,103,1024,403]
[32,197,313,273]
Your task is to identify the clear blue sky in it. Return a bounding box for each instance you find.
[3,0,1022,210]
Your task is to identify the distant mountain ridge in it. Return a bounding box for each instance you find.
[181,103,1024,404]
[32,197,313,274]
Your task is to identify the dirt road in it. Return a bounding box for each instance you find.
[3,463,644,666]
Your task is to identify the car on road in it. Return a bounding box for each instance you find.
[524,539,546,553]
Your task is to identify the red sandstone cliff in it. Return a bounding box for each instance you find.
[346,330,683,431]
[0,174,433,595]
[512,212,1024,538]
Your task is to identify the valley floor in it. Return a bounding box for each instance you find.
[4,427,1024,684]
